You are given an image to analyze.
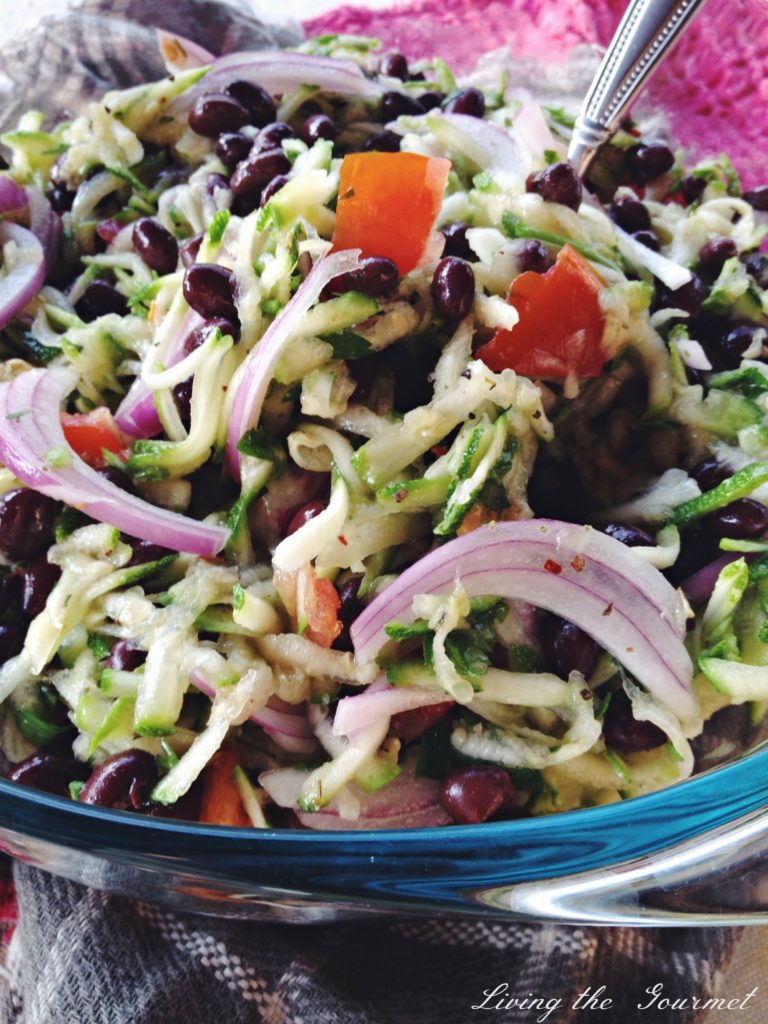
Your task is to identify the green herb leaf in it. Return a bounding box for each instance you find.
[318,330,372,360]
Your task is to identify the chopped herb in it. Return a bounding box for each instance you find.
[319,330,372,360]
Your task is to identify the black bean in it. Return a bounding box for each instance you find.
[698,236,738,277]
[333,574,364,652]
[597,521,655,547]
[105,639,146,672]
[703,498,768,539]
[8,753,89,797]
[363,129,401,153]
[680,175,707,205]
[179,233,203,268]
[215,132,252,168]
[189,92,249,137]
[80,749,158,810]
[603,691,666,753]
[172,378,193,429]
[206,172,231,196]
[230,148,291,199]
[74,280,128,321]
[255,121,296,150]
[183,264,238,320]
[441,221,473,261]
[632,230,660,251]
[0,572,21,615]
[526,162,582,211]
[443,87,485,118]
[544,615,600,679]
[0,489,59,560]
[744,252,768,289]
[297,99,323,119]
[610,195,651,232]
[654,273,705,319]
[260,174,290,208]
[132,218,178,276]
[715,322,763,368]
[664,524,718,586]
[127,540,174,567]
[625,141,674,184]
[301,113,337,146]
[744,185,768,212]
[183,317,239,353]
[97,466,136,495]
[142,778,202,821]
[517,239,550,274]
[418,91,446,112]
[47,187,75,213]
[431,256,475,320]
[21,557,60,619]
[326,255,399,298]
[692,458,731,491]
[380,52,409,80]
[439,765,515,824]
[0,623,24,664]
[224,81,276,128]
[380,91,423,120]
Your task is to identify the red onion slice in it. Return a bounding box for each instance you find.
[0,177,27,215]
[388,111,530,178]
[169,52,383,119]
[24,186,61,271]
[156,29,214,73]
[226,249,362,479]
[0,222,46,331]
[190,672,317,754]
[0,368,229,557]
[260,762,452,830]
[332,681,452,737]
[351,520,697,724]
[113,378,163,439]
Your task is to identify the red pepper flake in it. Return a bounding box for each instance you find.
[570,555,586,572]
[602,603,613,616]
[337,535,348,546]
[431,444,448,458]
[626,646,634,653]
[393,488,409,504]
[543,559,562,575]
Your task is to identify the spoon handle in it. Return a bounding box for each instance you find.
[568,0,710,175]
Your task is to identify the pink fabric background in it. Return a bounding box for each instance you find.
[305,0,768,187]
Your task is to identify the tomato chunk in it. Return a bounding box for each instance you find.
[61,408,126,468]
[198,750,251,827]
[476,244,606,379]
[274,565,342,649]
[332,152,451,275]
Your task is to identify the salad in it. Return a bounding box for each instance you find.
[0,31,766,831]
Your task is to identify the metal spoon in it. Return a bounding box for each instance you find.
[568,0,710,177]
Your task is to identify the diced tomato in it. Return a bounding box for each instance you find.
[198,750,250,827]
[61,408,126,468]
[96,218,123,243]
[332,152,451,275]
[476,244,607,380]
[60,408,127,468]
[390,701,454,743]
[274,564,342,649]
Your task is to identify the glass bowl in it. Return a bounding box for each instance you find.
[1,0,767,925]
[1,721,768,924]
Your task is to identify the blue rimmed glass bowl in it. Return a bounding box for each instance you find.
[1,725,767,924]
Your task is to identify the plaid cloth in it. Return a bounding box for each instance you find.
[0,2,762,1021]
[0,856,744,1024]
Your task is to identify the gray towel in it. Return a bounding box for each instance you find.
[0,858,743,1024]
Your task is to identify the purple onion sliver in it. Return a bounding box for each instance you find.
[350,521,697,724]
[156,29,215,73]
[0,222,45,331]
[332,683,451,737]
[0,177,28,215]
[226,248,362,480]
[0,368,228,557]
[680,553,749,606]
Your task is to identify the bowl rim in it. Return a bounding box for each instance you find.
[1,735,766,857]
